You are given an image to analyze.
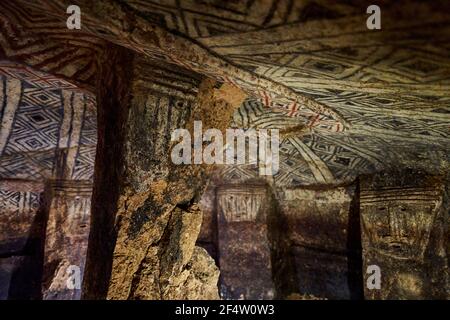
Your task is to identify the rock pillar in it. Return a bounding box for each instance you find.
[277,186,363,299]
[82,44,246,299]
[217,185,276,299]
[41,180,91,300]
[0,180,44,299]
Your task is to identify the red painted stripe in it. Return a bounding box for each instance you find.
[308,114,321,128]
[263,91,270,107]
[288,101,297,117]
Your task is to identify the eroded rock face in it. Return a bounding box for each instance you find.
[171,246,220,300]
[111,204,219,300]
[159,205,219,300]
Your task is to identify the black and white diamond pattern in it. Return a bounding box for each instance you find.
[0,72,97,181]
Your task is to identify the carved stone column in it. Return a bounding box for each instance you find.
[82,44,245,299]
[360,170,448,299]
[0,180,44,299]
[217,185,276,299]
[41,180,91,300]
[277,186,363,299]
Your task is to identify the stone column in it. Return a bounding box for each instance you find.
[216,185,276,299]
[82,44,246,299]
[41,180,91,300]
[0,180,44,299]
[360,170,448,299]
[40,84,92,299]
[197,183,219,261]
[277,186,363,299]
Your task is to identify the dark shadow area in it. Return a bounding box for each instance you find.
[346,178,364,299]
[7,192,47,300]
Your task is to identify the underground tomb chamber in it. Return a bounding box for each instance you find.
[0,0,449,300]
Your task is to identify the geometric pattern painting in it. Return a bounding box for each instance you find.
[125,0,366,38]
[217,96,450,187]
[0,64,97,182]
[0,0,102,91]
[0,189,41,216]
[5,0,345,127]
[1,0,449,190]
[0,179,44,255]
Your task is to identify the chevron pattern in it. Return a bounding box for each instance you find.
[126,0,366,38]
[217,96,449,186]
[0,61,80,91]
[0,189,41,215]
[0,0,448,189]
[0,0,103,91]
[4,0,346,131]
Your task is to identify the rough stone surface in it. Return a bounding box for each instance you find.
[160,205,219,300]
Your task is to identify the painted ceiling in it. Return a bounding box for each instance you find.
[0,0,449,187]
[0,63,97,181]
